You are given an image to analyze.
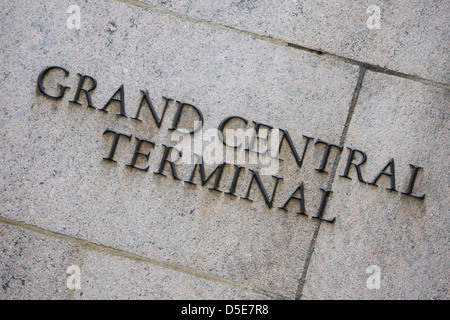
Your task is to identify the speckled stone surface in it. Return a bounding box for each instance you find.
[0,224,82,300]
[1,0,448,300]
[0,0,359,298]
[147,0,450,84]
[73,250,269,300]
[301,71,449,299]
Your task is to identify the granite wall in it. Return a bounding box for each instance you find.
[1,0,448,300]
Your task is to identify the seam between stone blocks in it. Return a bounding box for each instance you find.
[295,66,367,300]
[113,0,450,90]
[0,216,287,300]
